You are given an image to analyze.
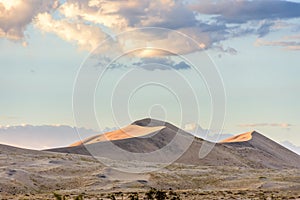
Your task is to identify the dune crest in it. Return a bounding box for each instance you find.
[219,131,254,143]
[70,125,165,147]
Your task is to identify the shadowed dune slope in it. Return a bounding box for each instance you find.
[0,144,46,155]
[46,119,300,169]
[48,119,194,155]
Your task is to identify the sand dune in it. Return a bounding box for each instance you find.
[70,125,165,146]
[219,131,253,143]
[48,118,300,170]
[2,118,300,199]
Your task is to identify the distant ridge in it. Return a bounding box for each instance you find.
[46,118,300,169]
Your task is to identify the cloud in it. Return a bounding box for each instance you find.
[59,0,129,30]
[189,0,300,43]
[133,58,191,71]
[34,12,108,51]
[184,123,206,136]
[191,0,300,23]
[0,0,58,41]
[238,123,293,128]
[59,0,196,30]
[48,0,228,53]
[115,28,208,56]
[184,123,234,142]
[256,21,275,38]
[255,37,300,50]
[104,57,192,71]
[58,0,212,54]
[213,45,238,55]
[2,0,300,54]
[0,124,115,150]
[49,0,300,54]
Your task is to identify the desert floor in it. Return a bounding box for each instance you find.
[1,146,300,199]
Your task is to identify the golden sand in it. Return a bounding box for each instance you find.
[70,125,165,146]
[219,131,254,143]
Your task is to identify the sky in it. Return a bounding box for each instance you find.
[0,0,300,150]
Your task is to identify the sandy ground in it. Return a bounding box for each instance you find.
[220,131,253,143]
[1,145,300,199]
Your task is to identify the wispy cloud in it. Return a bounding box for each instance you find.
[213,45,238,55]
[238,123,293,128]
[255,36,300,51]
[190,0,300,23]
[133,58,191,71]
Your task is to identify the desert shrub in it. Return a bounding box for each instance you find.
[53,193,66,200]
[168,189,180,200]
[169,188,177,196]
[145,188,157,200]
[115,192,123,196]
[170,196,180,200]
[53,193,84,200]
[128,192,139,200]
[145,188,179,200]
[155,190,167,200]
[108,194,116,200]
[74,194,84,200]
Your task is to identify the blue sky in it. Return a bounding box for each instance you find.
[0,0,300,148]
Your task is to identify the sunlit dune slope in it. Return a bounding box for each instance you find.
[219,131,253,143]
[70,125,165,147]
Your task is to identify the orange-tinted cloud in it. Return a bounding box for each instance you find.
[34,12,108,51]
[255,37,300,51]
[238,123,293,128]
[0,0,58,41]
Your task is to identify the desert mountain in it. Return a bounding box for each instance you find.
[48,118,300,169]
